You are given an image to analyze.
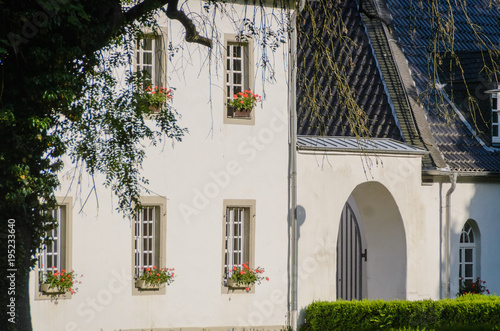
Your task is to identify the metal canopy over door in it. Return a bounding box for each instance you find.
[337,202,366,300]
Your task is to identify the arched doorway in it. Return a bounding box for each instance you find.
[337,181,407,300]
[336,198,367,300]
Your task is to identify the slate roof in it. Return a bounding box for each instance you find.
[296,0,403,141]
[385,0,500,172]
[297,0,500,173]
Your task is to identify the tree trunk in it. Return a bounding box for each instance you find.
[2,219,34,331]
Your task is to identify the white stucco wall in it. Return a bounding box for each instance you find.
[30,1,291,330]
[295,151,442,316]
[448,181,500,297]
[296,150,500,321]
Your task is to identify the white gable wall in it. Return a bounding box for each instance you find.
[296,150,500,322]
[448,182,500,297]
[296,152,440,308]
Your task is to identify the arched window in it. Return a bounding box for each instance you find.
[459,220,480,282]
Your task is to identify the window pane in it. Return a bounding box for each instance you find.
[493,125,499,137]
[143,53,152,65]
[233,46,241,57]
[233,59,241,71]
[492,96,497,110]
[459,249,462,262]
[465,264,473,277]
[233,73,242,85]
[227,59,231,70]
[493,112,498,124]
[144,38,152,50]
[465,249,473,262]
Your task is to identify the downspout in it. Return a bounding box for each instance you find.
[444,172,457,298]
[288,3,301,329]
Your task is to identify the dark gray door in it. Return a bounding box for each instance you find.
[337,202,366,300]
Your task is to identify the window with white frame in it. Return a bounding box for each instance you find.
[36,197,72,299]
[136,37,158,86]
[132,196,166,295]
[492,93,500,144]
[224,36,254,124]
[459,221,479,282]
[135,32,167,84]
[134,205,160,276]
[226,43,245,115]
[222,200,255,286]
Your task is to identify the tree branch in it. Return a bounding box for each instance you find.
[166,0,212,48]
[123,0,212,48]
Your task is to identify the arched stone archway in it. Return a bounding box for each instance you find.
[337,181,407,300]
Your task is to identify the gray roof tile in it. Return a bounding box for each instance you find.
[297,0,403,140]
[385,0,500,172]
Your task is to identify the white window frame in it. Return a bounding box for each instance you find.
[224,35,255,125]
[459,220,480,283]
[132,196,167,295]
[222,199,256,293]
[492,93,500,144]
[35,197,73,300]
[133,29,167,99]
[136,37,158,86]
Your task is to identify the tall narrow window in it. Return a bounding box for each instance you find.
[38,206,66,276]
[226,43,246,118]
[224,35,254,124]
[132,196,166,295]
[222,200,255,287]
[459,221,479,282]
[492,93,500,144]
[36,197,72,300]
[134,205,160,277]
[136,37,157,85]
[224,207,249,274]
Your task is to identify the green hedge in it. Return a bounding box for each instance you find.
[300,294,500,330]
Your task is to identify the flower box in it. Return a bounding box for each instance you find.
[136,279,163,290]
[39,269,79,295]
[148,104,162,113]
[136,266,174,290]
[226,279,250,289]
[40,284,66,295]
[233,108,252,118]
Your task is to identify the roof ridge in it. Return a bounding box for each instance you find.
[360,0,437,169]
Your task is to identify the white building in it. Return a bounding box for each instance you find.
[30,0,500,330]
